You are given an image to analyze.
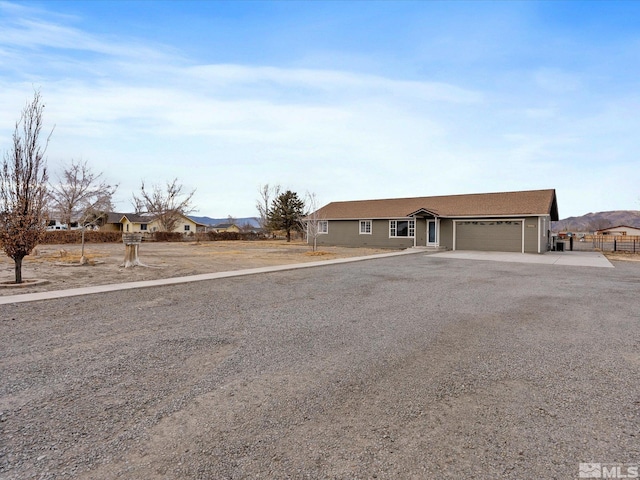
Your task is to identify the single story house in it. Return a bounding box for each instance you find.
[210,223,241,233]
[596,225,640,236]
[101,212,204,234]
[310,188,559,253]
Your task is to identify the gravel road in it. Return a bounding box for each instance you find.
[1,254,639,479]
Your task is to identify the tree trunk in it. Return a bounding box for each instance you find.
[286,230,291,242]
[80,227,87,265]
[122,244,141,268]
[14,255,24,284]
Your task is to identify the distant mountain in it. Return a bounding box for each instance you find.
[189,216,260,228]
[552,210,640,232]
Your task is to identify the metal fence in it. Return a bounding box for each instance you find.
[553,235,640,253]
[592,235,640,253]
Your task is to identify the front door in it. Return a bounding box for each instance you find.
[427,220,437,246]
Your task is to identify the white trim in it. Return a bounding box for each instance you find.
[538,217,541,253]
[389,219,415,239]
[322,213,550,221]
[437,213,550,219]
[359,219,372,235]
[427,219,438,247]
[453,218,525,253]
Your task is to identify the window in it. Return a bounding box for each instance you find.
[318,221,328,234]
[359,220,372,234]
[140,224,147,231]
[184,225,190,232]
[389,219,415,237]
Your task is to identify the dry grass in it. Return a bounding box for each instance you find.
[603,251,640,262]
[30,248,107,265]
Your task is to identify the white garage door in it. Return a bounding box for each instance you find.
[455,220,522,252]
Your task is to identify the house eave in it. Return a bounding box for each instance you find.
[322,213,553,221]
[444,213,553,219]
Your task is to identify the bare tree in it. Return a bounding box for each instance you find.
[48,159,118,263]
[131,178,195,232]
[48,159,117,228]
[300,192,324,251]
[0,91,51,283]
[256,183,280,231]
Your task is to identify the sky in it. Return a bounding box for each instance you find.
[1,1,639,219]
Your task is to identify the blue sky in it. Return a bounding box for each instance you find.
[1,1,639,219]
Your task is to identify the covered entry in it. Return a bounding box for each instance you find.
[454,220,523,252]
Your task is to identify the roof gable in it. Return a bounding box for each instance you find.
[315,189,559,221]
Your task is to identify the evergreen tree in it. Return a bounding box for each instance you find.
[267,190,305,242]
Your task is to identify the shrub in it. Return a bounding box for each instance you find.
[150,231,183,242]
[194,231,267,242]
[41,231,122,244]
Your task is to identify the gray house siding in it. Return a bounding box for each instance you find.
[541,215,551,252]
[523,217,539,253]
[439,219,454,250]
[316,219,415,249]
[415,218,426,247]
[315,215,547,253]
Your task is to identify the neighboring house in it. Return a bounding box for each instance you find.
[309,189,559,254]
[210,223,241,233]
[596,225,640,236]
[101,212,204,234]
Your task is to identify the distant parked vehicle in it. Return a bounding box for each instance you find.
[46,220,68,231]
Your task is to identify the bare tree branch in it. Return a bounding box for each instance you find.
[131,178,196,232]
[300,191,325,251]
[256,183,280,231]
[0,91,51,283]
[48,159,118,228]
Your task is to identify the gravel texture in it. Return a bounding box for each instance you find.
[1,254,639,479]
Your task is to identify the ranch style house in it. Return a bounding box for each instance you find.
[310,188,559,254]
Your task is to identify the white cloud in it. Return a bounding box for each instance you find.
[0,1,638,218]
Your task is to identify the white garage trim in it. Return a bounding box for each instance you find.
[453,218,525,253]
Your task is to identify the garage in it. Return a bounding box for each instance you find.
[455,220,523,252]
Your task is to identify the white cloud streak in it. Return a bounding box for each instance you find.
[0,1,638,217]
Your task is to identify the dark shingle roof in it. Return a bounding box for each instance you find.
[106,212,152,224]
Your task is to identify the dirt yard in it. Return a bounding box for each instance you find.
[0,240,390,295]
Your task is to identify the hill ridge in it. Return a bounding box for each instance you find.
[553,210,640,232]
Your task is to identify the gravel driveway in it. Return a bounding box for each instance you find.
[1,255,639,479]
